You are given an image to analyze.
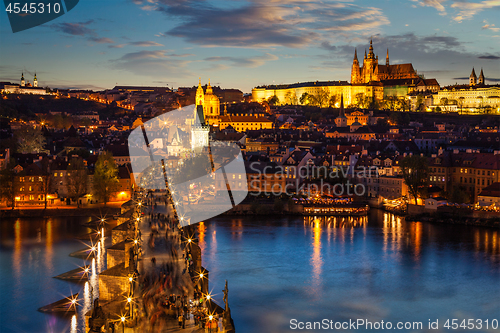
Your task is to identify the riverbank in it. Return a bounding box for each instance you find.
[406,212,500,228]
[0,206,121,218]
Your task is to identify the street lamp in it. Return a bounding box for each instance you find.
[127,297,133,320]
[120,316,125,333]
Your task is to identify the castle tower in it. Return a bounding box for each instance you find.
[478,68,485,85]
[21,73,25,87]
[386,49,389,66]
[351,49,361,84]
[195,78,205,107]
[469,68,477,86]
[33,73,38,87]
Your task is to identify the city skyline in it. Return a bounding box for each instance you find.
[1,0,500,92]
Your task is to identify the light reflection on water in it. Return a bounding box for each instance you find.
[1,212,499,333]
[198,211,500,333]
[0,216,111,333]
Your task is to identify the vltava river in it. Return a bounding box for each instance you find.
[0,210,498,332]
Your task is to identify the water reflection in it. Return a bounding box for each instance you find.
[210,228,217,264]
[198,221,206,253]
[310,220,322,297]
[231,219,243,241]
[70,314,77,333]
[78,281,92,331]
[474,229,500,264]
[45,219,53,273]
[90,258,98,301]
[304,215,368,228]
[383,212,403,259]
[13,220,21,279]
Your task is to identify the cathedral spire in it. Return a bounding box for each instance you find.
[386,49,389,65]
[354,48,358,61]
[469,67,477,86]
[340,94,344,116]
[364,49,367,59]
[368,39,374,58]
[478,68,485,85]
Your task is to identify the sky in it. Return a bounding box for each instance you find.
[0,0,499,93]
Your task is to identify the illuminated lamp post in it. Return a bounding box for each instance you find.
[120,316,125,333]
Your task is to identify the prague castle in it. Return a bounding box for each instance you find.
[252,39,437,107]
[351,40,419,84]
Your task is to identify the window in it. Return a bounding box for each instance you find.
[60,172,63,177]
[29,186,32,191]
[29,195,34,201]
[54,172,58,177]
[20,187,24,192]
[20,177,25,182]
[38,177,43,182]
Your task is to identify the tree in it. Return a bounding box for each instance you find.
[458,97,465,114]
[16,126,47,154]
[93,151,119,205]
[384,96,398,111]
[328,95,338,108]
[268,95,279,106]
[389,112,402,125]
[355,93,371,109]
[447,185,470,204]
[315,88,330,108]
[398,96,410,112]
[415,94,424,112]
[0,159,16,209]
[299,93,310,105]
[400,155,428,205]
[40,160,52,210]
[66,157,88,207]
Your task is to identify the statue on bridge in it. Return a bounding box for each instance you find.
[88,298,109,333]
[222,280,235,332]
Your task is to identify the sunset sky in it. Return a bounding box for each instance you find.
[1,0,499,92]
